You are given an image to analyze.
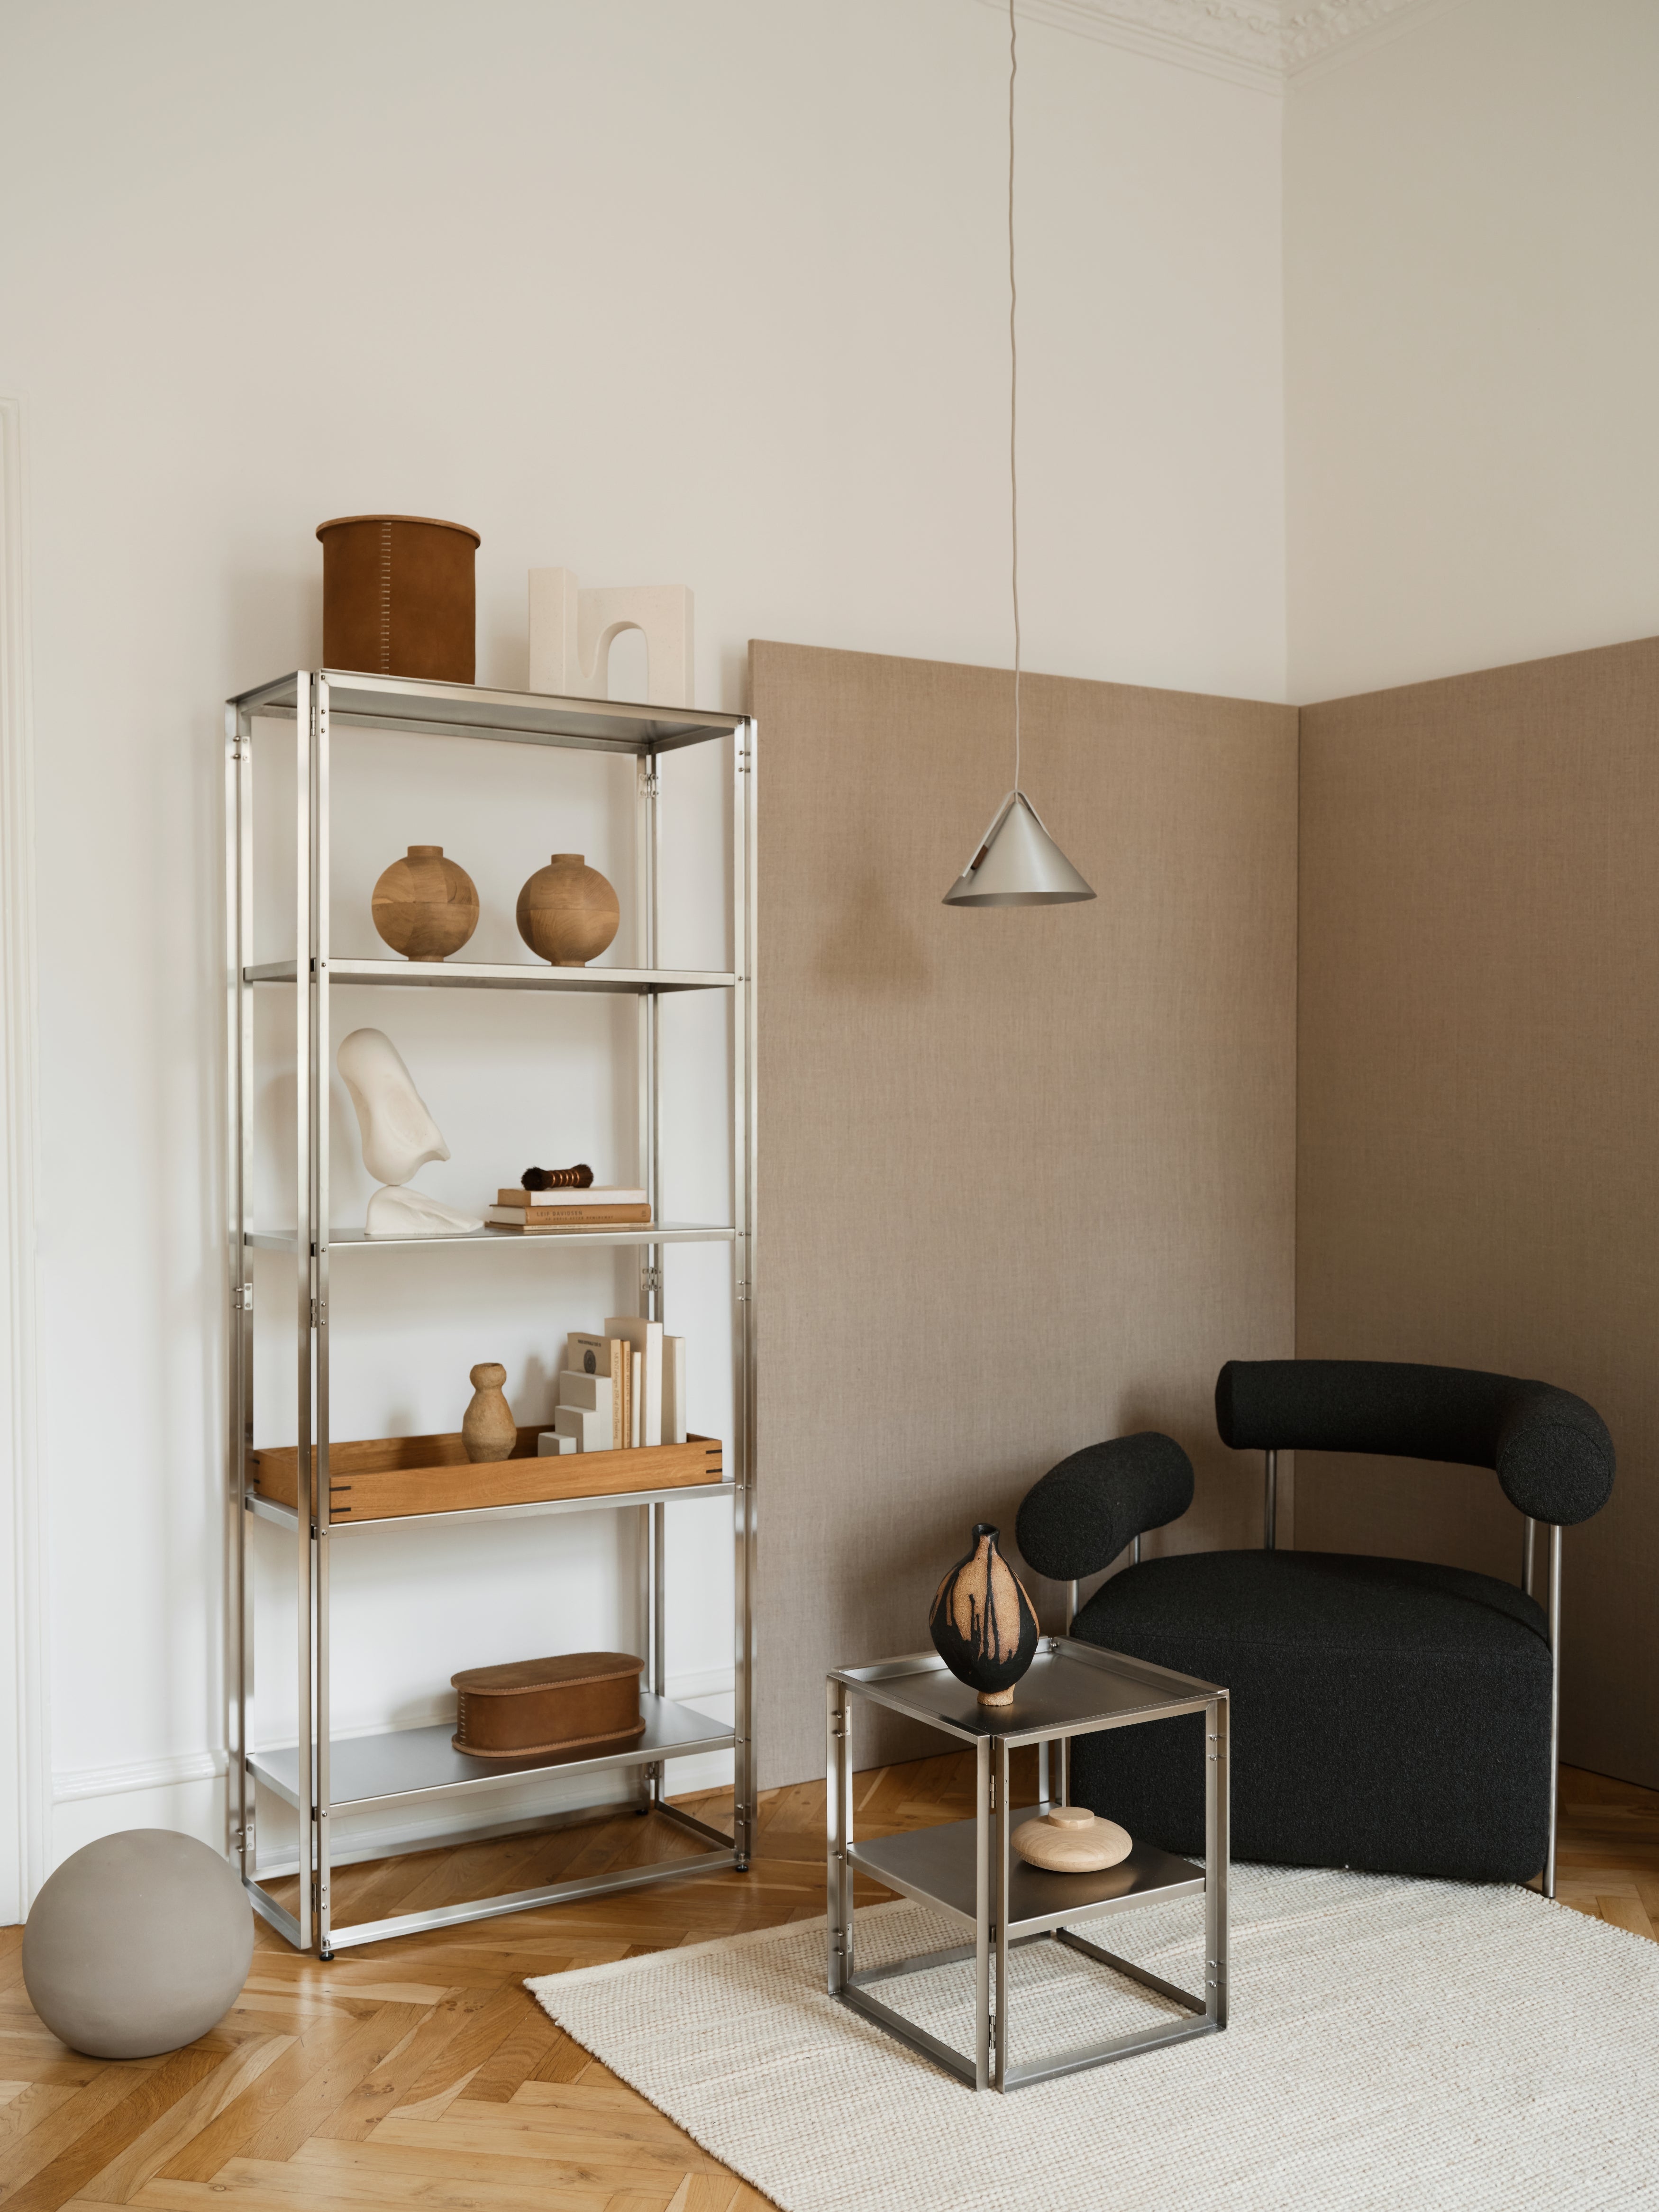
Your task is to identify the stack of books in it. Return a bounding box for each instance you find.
[484,1187,651,1231]
[538,1319,688,1455]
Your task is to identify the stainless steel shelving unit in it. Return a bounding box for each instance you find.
[225,669,757,1957]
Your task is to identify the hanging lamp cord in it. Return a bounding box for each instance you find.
[1008,0,1022,797]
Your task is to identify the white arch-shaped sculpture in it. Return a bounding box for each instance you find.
[528,568,694,707]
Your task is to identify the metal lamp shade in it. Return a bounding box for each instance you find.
[942,790,1096,907]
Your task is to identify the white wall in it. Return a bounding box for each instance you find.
[0,0,1285,1889]
[1285,0,1659,701]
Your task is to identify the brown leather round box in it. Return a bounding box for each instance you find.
[316,514,480,683]
[451,1652,645,1762]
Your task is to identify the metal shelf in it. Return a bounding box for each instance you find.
[848,1813,1204,1942]
[245,1222,735,1252]
[232,668,740,755]
[246,957,736,993]
[249,1697,735,1814]
[245,1475,734,1537]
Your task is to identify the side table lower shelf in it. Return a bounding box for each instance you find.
[849,1815,1204,1938]
[245,1695,738,1953]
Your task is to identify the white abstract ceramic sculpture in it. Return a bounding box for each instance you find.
[363,1184,482,1237]
[527,568,693,707]
[337,1027,483,1237]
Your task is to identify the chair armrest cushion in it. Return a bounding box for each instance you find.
[1495,1390,1615,1525]
[1015,1431,1194,1583]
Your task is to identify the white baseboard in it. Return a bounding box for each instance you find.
[53,1748,228,1803]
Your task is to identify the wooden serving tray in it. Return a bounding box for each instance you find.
[251,1428,723,1523]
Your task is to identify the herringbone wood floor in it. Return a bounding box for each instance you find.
[0,1757,1653,2212]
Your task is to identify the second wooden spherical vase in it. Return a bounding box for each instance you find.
[929,1523,1040,1707]
[371,845,479,962]
[516,854,620,967]
[462,1364,517,1463]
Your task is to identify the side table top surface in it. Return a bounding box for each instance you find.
[829,1637,1223,1745]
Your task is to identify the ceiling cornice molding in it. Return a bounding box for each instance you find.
[973,0,1454,93]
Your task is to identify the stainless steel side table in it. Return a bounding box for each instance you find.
[826,1637,1228,2091]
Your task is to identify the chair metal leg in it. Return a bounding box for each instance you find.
[1263,1449,1277,1551]
[1545,1522,1561,1900]
[1059,1583,1078,1807]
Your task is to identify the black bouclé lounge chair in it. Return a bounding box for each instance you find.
[1015,1361,1614,1890]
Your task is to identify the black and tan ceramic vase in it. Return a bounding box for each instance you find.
[928,1524,1039,1707]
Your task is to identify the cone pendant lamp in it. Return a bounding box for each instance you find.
[944,0,1095,911]
[943,791,1094,906]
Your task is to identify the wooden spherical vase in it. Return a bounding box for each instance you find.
[1011,1804,1133,1874]
[928,1523,1039,1707]
[371,845,479,962]
[462,1363,516,1463]
[515,853,620,968]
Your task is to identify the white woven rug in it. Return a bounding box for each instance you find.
[529,1865,1659,2212]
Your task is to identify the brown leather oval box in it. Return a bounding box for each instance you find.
[451,1651,645,1762]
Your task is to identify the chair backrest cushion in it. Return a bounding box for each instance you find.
[1015,1431,1194,1582]
[1214,1359,1613,1525]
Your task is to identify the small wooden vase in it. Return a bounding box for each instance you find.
[1011,1805,1133,1874]
[462,1364,516,1463]
[515,854,620,967]
[928,1523,1040,1707]
[371,845,479,962]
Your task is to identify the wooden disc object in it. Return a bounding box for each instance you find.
[516,854,620,967]
[1011,1804,1133,1873]
[462,1363,517,1463]
[371,845,479,962]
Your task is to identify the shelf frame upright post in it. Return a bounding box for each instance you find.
[292,671,317,1953]
[638,746,666,1811]
[732,716,757,1868]
[226,701,254,1893]
[312,675,336,1956]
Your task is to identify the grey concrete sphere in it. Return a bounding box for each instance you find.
[22,1829,253,2059]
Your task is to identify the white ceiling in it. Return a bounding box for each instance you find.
[978,0,1462,93]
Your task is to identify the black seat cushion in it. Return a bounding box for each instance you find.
[1069,1551,1552,1882]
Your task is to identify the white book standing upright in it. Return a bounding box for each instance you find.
[606,1315,663,1447]
[225,668,755,1960]
[663,1336,687,1446]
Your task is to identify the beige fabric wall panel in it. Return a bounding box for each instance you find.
[1297,636,1659,1788]
[752,641,1298,1787]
